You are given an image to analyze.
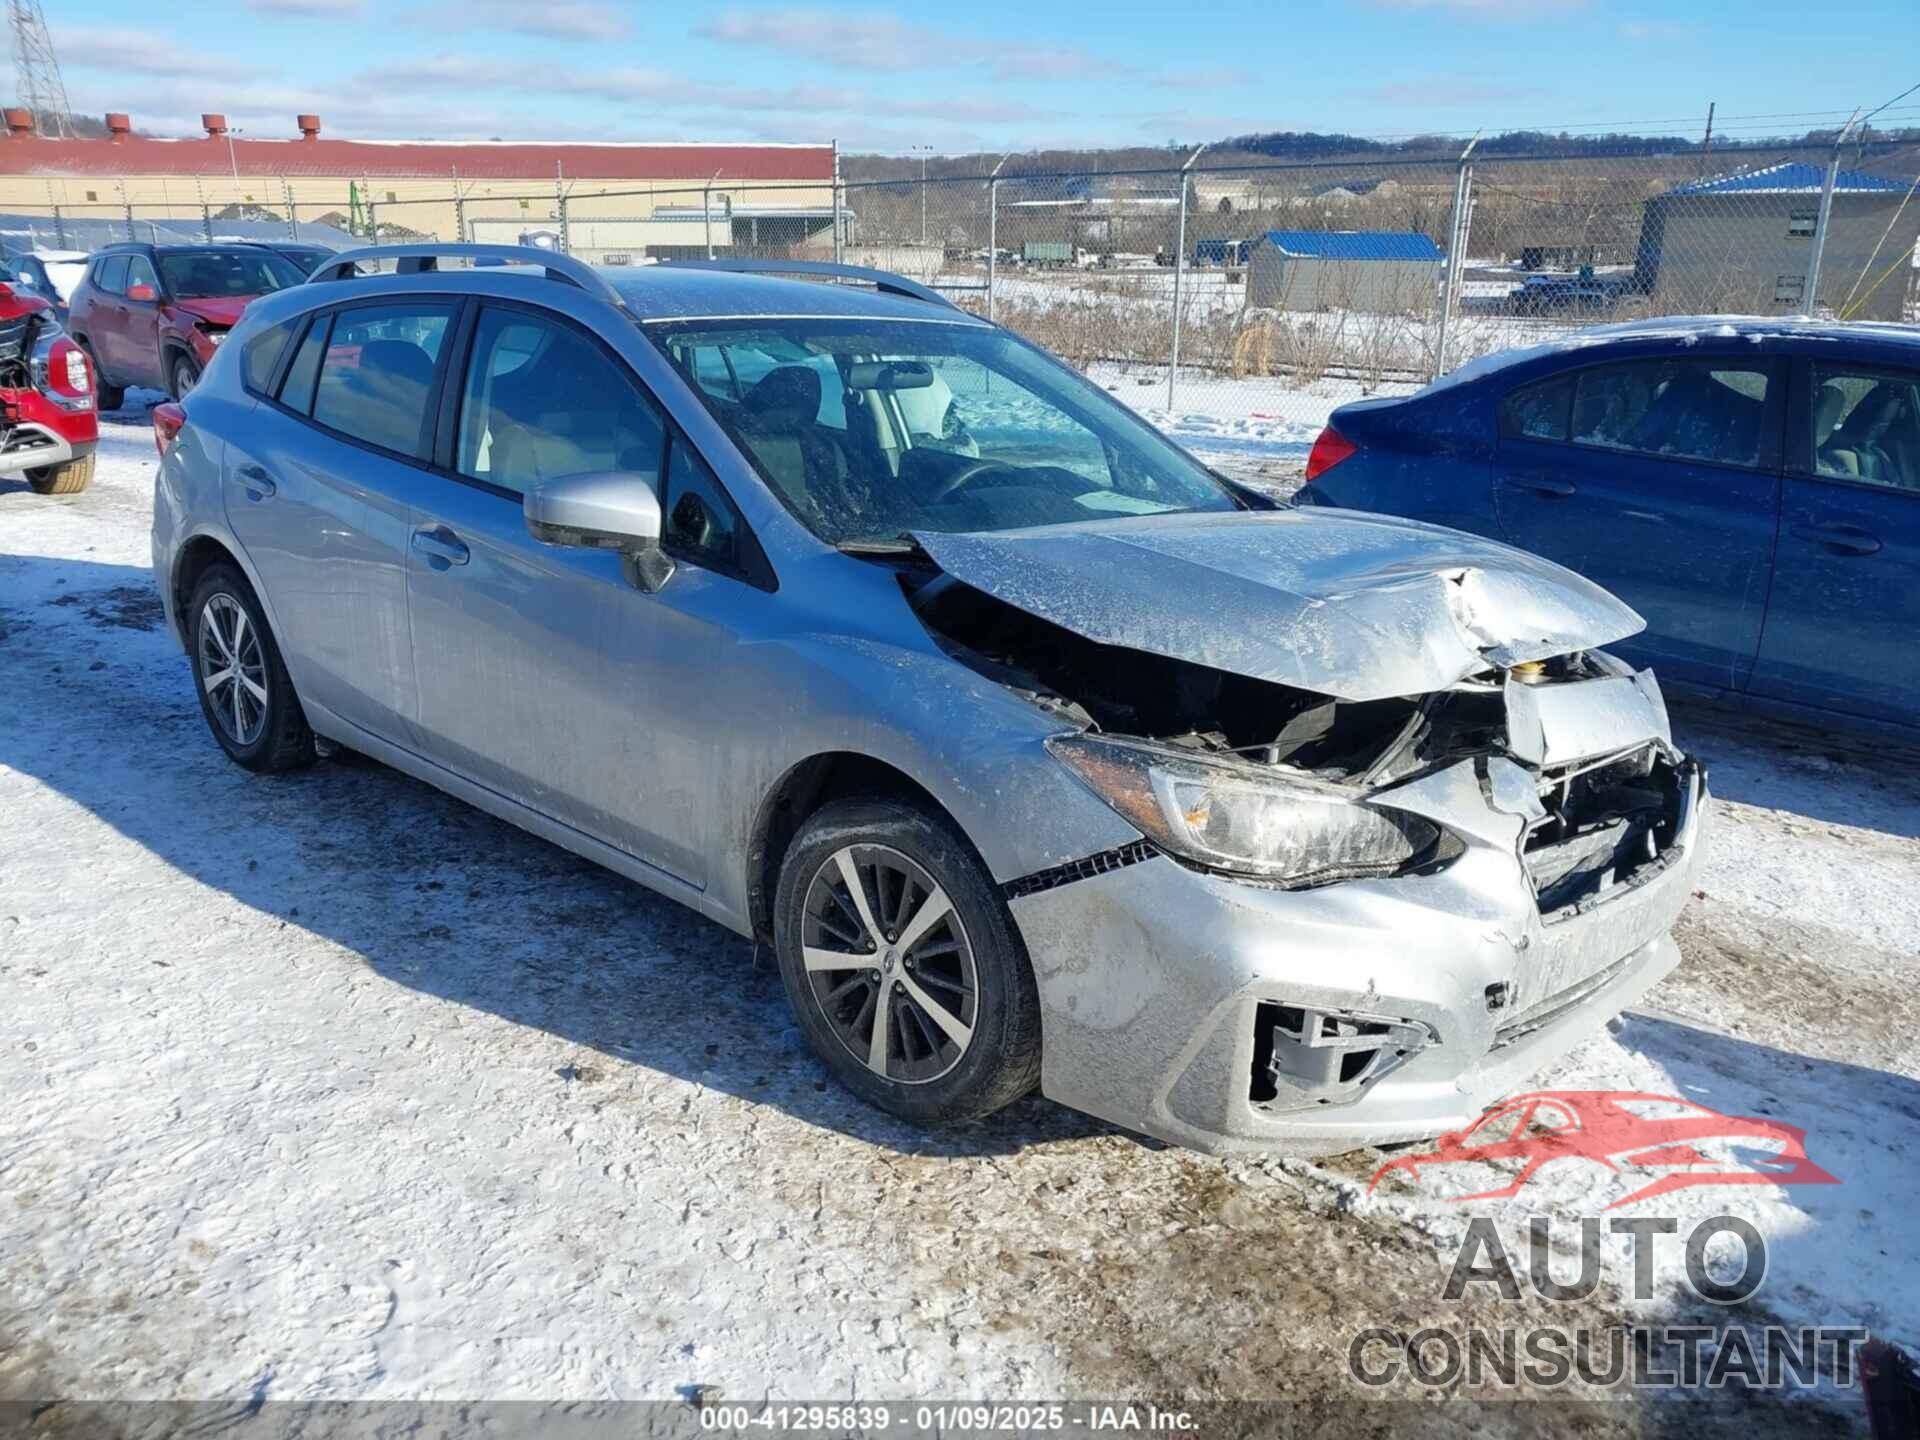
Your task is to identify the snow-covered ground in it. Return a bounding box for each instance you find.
[2,406,1914,1425]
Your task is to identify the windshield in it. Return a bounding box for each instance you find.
[648,317,1238,545]
[158,249,301,299]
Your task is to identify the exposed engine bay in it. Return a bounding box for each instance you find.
[907,569,1687,909]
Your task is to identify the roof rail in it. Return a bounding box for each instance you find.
[655,258,960,311]
[306,242,627,309]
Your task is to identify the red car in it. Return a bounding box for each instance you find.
[66,243,302,405]
[0,277,97,493]
[1368,1090,1840,1209]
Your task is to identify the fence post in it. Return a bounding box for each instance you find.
[122,190,135,242]
[832,138,843,265]
[1433,133,1480,382]
[986,154,1008,322]
[556,163,570,254]
[1804,110,1859,318]
[704,169,722,260]
[51,203,65,249]
[1167,145,1207,412]
[284,179,298,240]
[367,196,379,246]
[452,166,465,244]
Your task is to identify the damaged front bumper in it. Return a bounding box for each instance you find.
[1009,676,1708,1157]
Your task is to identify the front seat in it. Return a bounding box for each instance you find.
[1813,381,1859,477]
[735,366,862,531]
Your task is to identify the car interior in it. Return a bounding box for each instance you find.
[659,326,1235,545]
[1813,374,1920,489]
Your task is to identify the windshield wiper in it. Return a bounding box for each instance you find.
[836,532,925,557]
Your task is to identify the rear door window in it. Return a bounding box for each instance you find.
[1569,358,1776,469]
[309,303,455,460]
[1500,375,1574,441]
[277,315,329,415]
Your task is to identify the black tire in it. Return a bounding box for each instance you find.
[76,339,123,411]
[168,351,201,401]
[26,453,94,494]
[773,796,1041,1125]
[185,563,315,773]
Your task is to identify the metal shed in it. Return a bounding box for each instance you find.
[1634,162,1920,321]
[1247,230,1444,313]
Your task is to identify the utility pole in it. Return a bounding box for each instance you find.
[1805,107,1862,318]
[1701,101,1715,171]
[7,0,72,138]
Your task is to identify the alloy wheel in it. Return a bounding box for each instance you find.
[800,843,978,1085]
[197,593,269,747]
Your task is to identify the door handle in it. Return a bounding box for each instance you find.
[1792,522,1881,556]
[1502,474,1577,498]
[411,527,470,568]
[236,464,276,499]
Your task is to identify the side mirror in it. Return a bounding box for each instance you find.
[524,471,675,593]
[126,283,157,303]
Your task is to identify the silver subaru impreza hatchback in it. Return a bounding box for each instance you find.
[152,245,1706,1156]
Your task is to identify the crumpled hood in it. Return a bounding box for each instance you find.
[168,297,251,328]
[912,508,1644,703]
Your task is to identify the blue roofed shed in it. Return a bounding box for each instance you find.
[1248,229,1445,312]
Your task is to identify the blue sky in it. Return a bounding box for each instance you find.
[47,1,1920,155]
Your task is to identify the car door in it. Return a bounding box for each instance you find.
[83,254,130,376]
[1747,358,1920,725]
[221,299,458,743]
[406,300,771,888]
[1491,355,1784,691]
[118,252,166,389]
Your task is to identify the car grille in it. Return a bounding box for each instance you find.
[0,311,33,367]
[1522,745,1685,920]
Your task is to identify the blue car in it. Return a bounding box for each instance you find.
[1296,317,1920,736]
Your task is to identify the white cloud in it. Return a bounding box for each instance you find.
[412,0,629,41]
[695,8,1125,82]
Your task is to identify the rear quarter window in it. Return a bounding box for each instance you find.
[242,320,298,397]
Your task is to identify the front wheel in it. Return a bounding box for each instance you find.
[186,564,315,773]
[169,351,201,400]
[77,340,123,411]
[26,454,94,494]
[773,797,1041,1125]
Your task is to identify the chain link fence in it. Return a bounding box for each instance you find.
[2,136,1915,463]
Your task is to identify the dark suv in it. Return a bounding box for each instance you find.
[68,243,303,404]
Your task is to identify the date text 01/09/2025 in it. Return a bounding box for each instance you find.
[696,1403,1200,1432]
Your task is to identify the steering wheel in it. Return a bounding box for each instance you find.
[926,458,1023,505]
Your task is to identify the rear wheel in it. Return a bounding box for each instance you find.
[76,340,123,411]
[774,797,1041,1125]
[186,564,315,773]
[168,351,201,400]
[26,454,94,494]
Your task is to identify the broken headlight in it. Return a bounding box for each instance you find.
[1047,734,1439,887]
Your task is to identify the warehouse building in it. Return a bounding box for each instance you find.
[1247,229,1444,312]
[1634,162,1920,320]
[0,110,837,259]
